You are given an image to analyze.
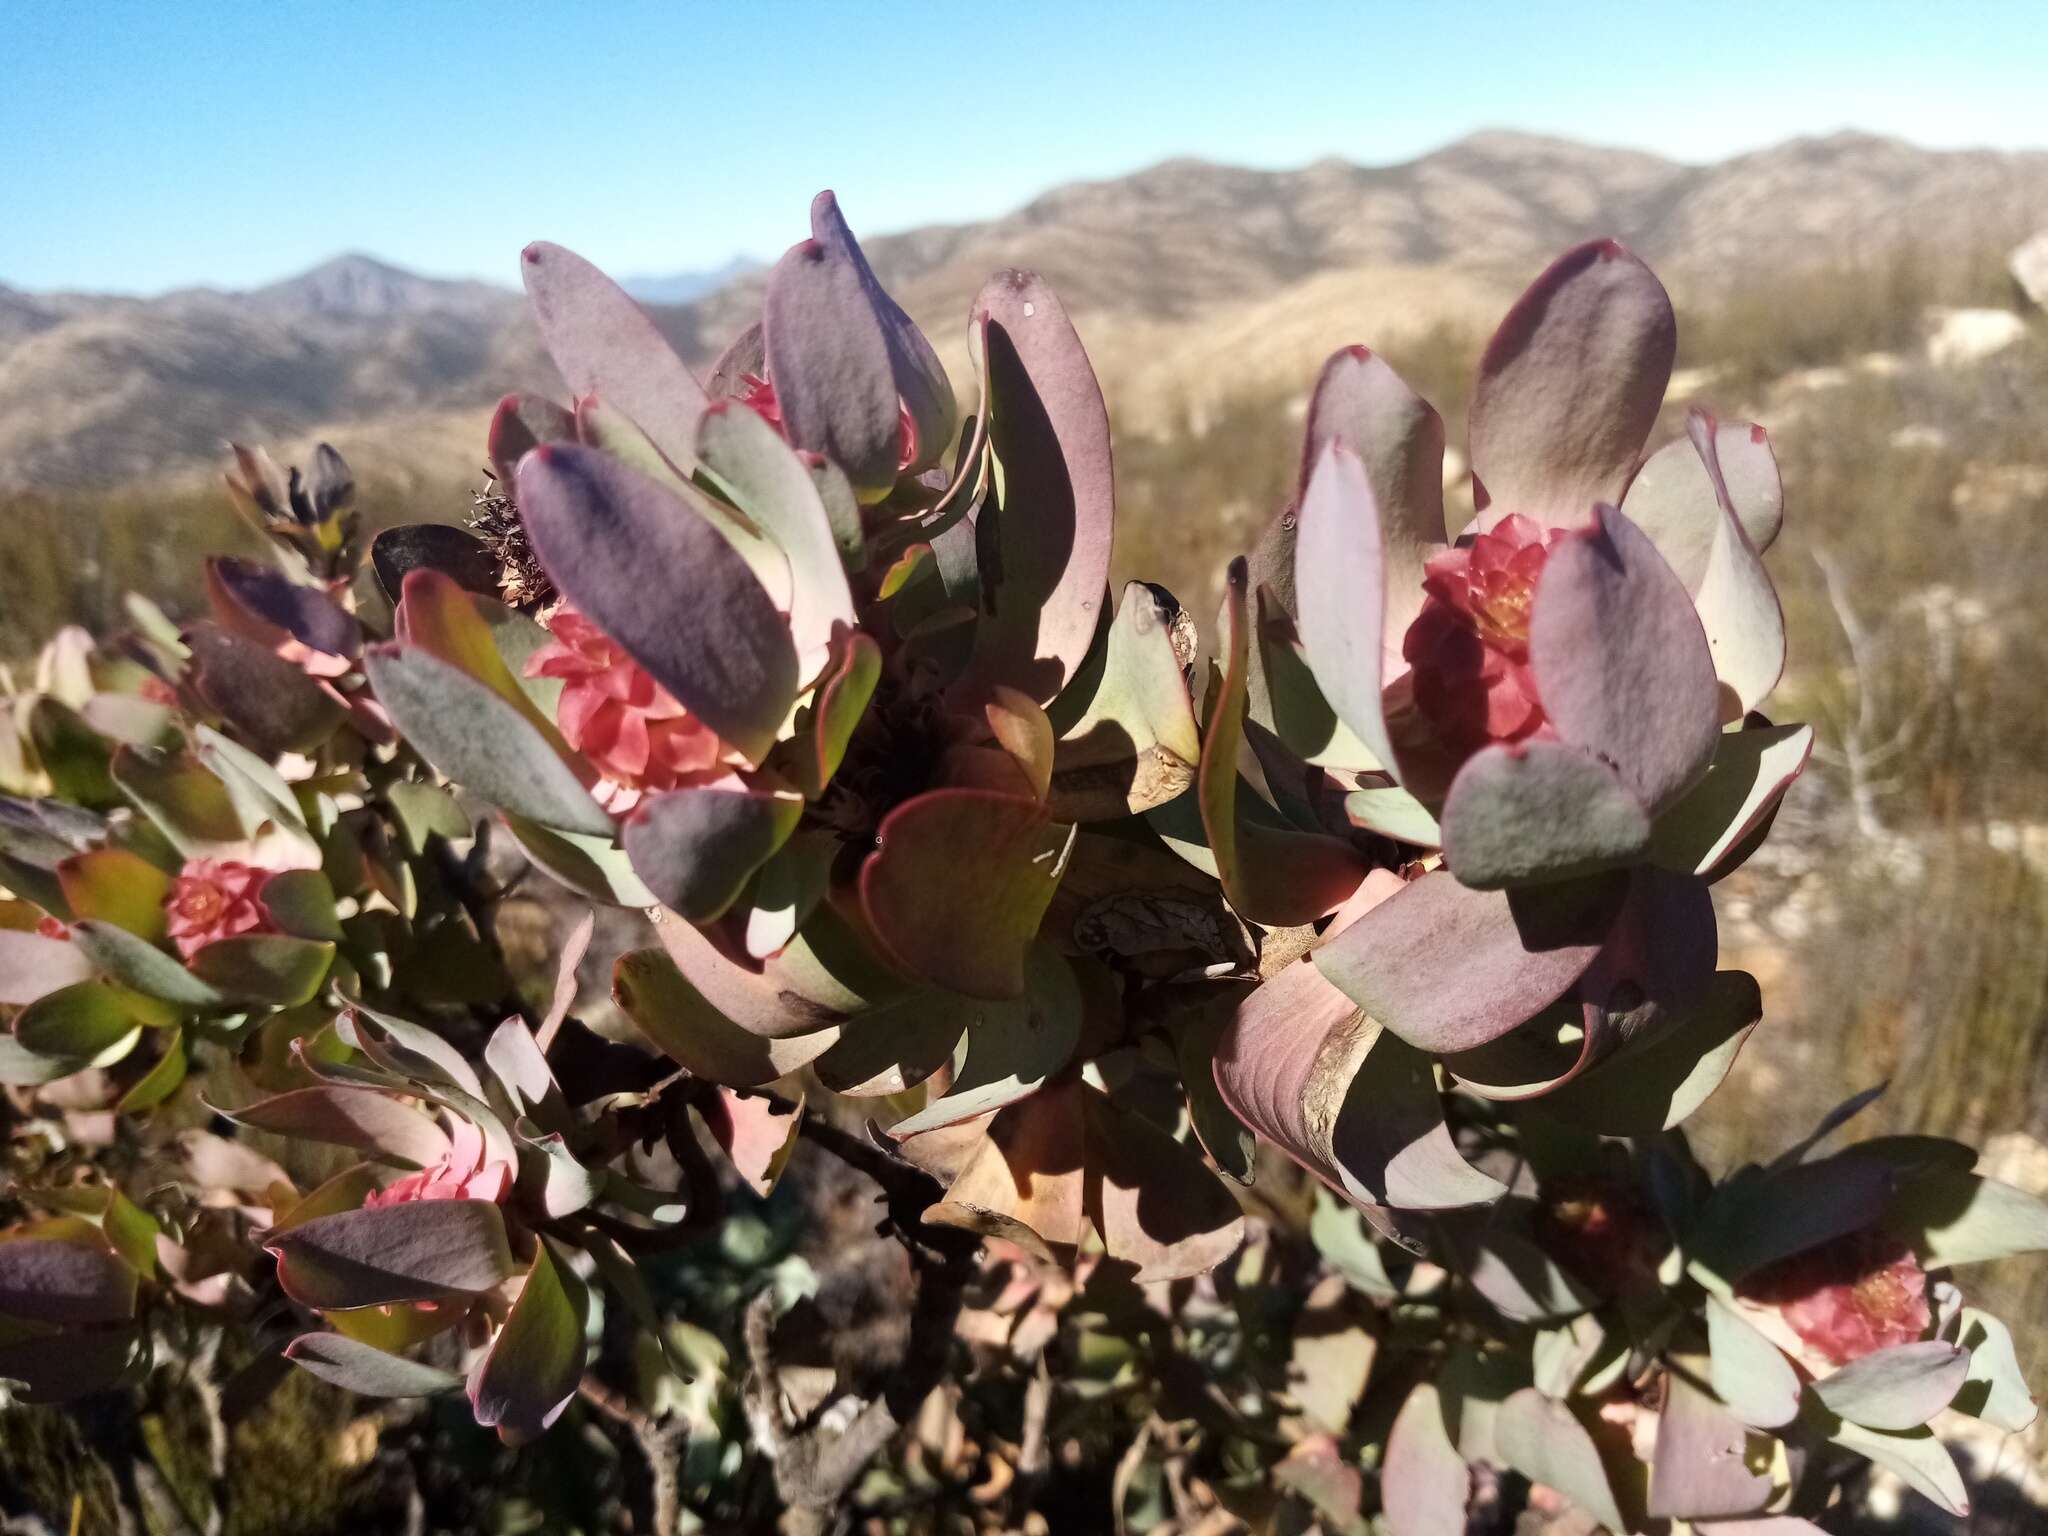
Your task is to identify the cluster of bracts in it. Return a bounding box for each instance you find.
[1,193,2040,1529]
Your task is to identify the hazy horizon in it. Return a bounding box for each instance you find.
[11,0,2047,295]
[9,122,2046,302]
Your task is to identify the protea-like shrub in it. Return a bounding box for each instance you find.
[1207,240,1812,1240]
[365,193,1237,1279]
[0,193,2043,1534]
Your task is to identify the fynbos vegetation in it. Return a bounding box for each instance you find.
[2,191,2043,1535]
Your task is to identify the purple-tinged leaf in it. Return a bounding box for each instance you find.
[860,789,1070,1001]
[0,1326,141,1404]
[206,556,361,660]
[1650,723,1813,879]
[1082,1084,1246,1282]
[808,192,957,477]
[1813,1340,1968,1431]
[1470,239,1675,529]
[1623,415,1784,580]
[762,228,902,501]
[956,269,1115,707]
[285,1332,464,1397]
[469,1241,588,1444]
[1383,1384,1471,1536]
[486,391,577,494]
[1530,504,1720,813]
[267,1199,514,1311]
[516,443,799,766]
[371,523,501,606]
[1692,1152,1897,1281]
[1519,971,1762,1132]
[1303,347,1448,649]
[623,784,803,925]
[0,1237,137,1324]
[1649,1370,1775,1519]
[520,242,708,473]
[1494,1388,1628,1533]
[182,623,344,756]
[1314,870,1614,1055]
[778,625,880,800]
[221,1086,452,1169]
[704,321,765,401]
[0,930,93,1006]
[887,945,1081,1137]
[1199,561,1369,926]
[612,945,841,1084]
[1440,739,1649,888]
[696,401,857,681]
[1293,439,1405,777]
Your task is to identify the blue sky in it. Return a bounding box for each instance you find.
[7,0,2043,294]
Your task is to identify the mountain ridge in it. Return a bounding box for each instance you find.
[5,129,2045,493]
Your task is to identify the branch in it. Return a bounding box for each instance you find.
[740,1112,980,1534]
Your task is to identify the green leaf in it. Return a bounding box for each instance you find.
[188,935,334,1006]
[116,1030,188,1113]
[1952,1308,2037,1432]
[468,1241,588,1443]
[70,920,225,1008]
[1883,1170,2048,1266]
[364,645,612,838]
[1706,1294,1801,1429]
[1440,739,1649,889]
[1826,1420,1967,1517]
[55,847,171,941]
[1044,582,1201,821]
[385,781,470,854]
[1494,1387,1627,1533]
[1525,971,1762,1134]
[13,980,145,1064]
[284,1332,465,1397]
[502,814,656,908]
[611,946,841,1087]
[859,789,1073,1001]
[1812,1341,1968,1431]
[259,869,343,941]
[886,944,1081,1137]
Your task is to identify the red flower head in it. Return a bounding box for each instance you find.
[1741,1229,1932,1367]
[361,1118,512,1209]
[1402,513,1562,759]
[525,605,739,813]
[164,859,278,960]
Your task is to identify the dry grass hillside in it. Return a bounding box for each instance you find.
[5,129,2047,499]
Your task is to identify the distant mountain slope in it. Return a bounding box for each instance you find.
[4,130,2044,493]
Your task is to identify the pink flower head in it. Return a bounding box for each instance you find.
[1402,514,1561,759]
[164,859,278,960]
[362,1117,513,1209]
[525,605,737,812]
[736,371,919,473]
[1742,1229,1932,1367]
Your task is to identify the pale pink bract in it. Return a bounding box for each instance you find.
[525,604,737,812]
[361,1118,513,1209]
[1742,1229,1933,1366]
[164,858,278,960]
